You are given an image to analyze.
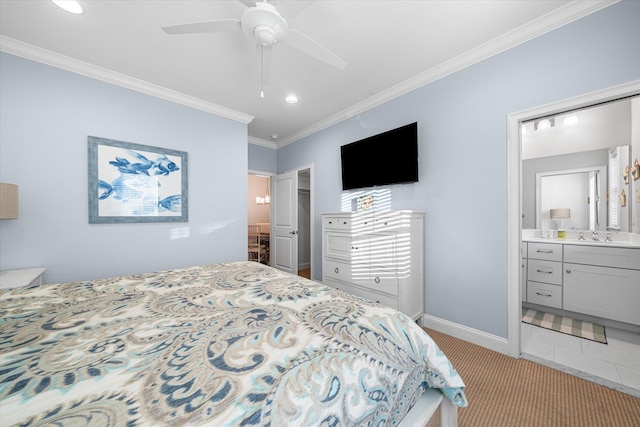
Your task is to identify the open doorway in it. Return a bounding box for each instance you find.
[297,169,311,279]
[248,173,271,265]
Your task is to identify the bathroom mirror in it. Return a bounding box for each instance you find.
[522,96,636,233]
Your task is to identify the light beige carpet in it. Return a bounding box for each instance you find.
[424,327,640,427]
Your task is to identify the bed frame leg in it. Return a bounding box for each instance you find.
[440,396,458,427]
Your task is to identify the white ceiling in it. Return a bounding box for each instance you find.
[0,0,616,148]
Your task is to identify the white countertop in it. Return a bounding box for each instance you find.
[522,237,640,249]
[522,228,640,249]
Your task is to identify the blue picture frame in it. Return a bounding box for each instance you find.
[88,136,188,224]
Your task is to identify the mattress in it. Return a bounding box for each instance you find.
[0,261,466,426]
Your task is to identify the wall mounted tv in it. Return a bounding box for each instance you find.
[340,122,418,191]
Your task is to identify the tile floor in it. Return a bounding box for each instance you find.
[521,322,640,398]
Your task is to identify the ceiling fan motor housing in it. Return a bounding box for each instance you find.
[241,3,288,46]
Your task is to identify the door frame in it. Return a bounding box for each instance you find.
[272,163,315,279]
[506,80,640,358]
[249,169,275,264]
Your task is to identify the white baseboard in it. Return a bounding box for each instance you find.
[422,313,512,357]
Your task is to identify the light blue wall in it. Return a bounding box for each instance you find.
[277,1,640,337]
[0,53,248,284]
[248,143,277,173]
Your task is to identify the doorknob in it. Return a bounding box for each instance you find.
[289,230,298,235]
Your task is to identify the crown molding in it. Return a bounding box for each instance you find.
[0,36,254,125]
[275,0,618,148]
[248,136,277,149]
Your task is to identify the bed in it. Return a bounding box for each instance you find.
[0,261,466,426]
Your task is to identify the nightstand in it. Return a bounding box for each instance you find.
[0,268,46,289]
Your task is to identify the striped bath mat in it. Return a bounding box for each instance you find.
[522,309,607,344]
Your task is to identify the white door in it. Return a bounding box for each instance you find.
[272,170,298,274]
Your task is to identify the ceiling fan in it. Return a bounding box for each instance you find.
[162,0,347,97]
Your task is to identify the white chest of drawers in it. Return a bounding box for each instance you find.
[321,211,424,322]
[0,268,46,289]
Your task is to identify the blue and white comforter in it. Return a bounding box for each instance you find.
[0,261,466,426]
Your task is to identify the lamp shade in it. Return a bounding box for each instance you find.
[550,208,571,219]
[0,183,19,219]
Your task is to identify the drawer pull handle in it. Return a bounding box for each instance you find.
[374,276,380,283]
[334,268,339,273]
[537,249,553,254]
[536,292,552,297]
[536,269,553,274]
[566,269,571,274]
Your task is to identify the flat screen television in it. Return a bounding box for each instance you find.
[340,122,418,191]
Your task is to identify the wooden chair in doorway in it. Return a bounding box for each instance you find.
[248,225,263,263]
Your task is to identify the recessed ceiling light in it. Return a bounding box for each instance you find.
[284,95,298,104]
[271,134,278,139]
[51,0,83,14]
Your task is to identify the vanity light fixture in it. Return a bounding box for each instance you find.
[562,114,579,126]
[51,0,83,14]
[534,118,555,131]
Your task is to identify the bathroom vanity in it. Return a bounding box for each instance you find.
[522,234,640,327]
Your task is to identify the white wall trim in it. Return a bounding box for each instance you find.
[275,0,618,148]
[249,136,277,149]
[506,79,640,360]
[0,36,254,125]
[422,314,511,356]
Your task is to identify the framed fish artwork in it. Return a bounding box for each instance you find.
[88,136,188,223]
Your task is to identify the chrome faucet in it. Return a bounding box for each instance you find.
[605,232,613,242]
[578,232,585,241]
[592,231,599,241]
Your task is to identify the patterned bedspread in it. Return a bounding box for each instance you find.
[0,261,466,426]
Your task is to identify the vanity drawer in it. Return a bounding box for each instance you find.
[527,259,563,285]
[527,281,562,309]
[527,242,562,262]
[564,245,640,270]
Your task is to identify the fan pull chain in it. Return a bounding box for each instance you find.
[260,45,265,98]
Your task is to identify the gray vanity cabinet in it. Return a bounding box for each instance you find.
[563,245,640,325]
[525,242,563,308]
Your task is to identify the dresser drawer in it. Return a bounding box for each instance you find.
[369,266,399,296]
[527,281,562,309]
[527,259,563,285]
[564,245,640,270]
[325,233,353,259]
[324,259,368,285]
[527,242,562,261]
[325,278,399,310]
[322,216,353,231]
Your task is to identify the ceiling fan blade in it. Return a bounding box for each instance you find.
[237,0,256,8]
[162,19,241,35]
[275,1,314,20]
[285,29,346,70]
